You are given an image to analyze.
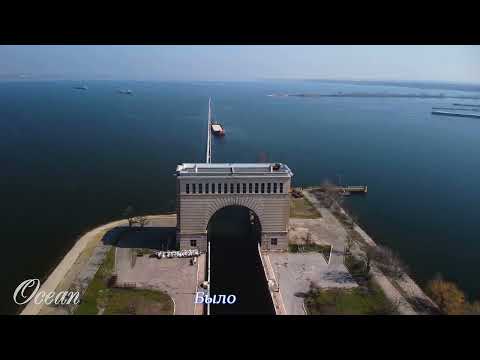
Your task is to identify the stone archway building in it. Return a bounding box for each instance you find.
[175,163,293,251]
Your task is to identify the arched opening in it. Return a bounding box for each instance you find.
[207,206,275,314]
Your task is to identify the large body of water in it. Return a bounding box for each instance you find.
[1,80,479,314]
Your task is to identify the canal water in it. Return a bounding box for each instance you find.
[208,206,274,315]
[1,80,480,314]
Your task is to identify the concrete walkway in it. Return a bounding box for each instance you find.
[259,249,287,315]
[354,225,438,314]
[194,254,206,315]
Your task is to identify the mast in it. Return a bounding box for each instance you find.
[206,97,212,163]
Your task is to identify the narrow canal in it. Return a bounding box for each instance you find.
[208,206,275,315]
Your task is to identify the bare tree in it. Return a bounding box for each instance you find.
[123,205,135,227]
[345,235,354,255]
[367,245,407,279]
[346,214,358,230]
[305,231,312,246]
[362,252,371,275]
[133,215,149,228]
[320,180,343,209]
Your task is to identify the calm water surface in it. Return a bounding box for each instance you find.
[209,206,274,314]
[1,80,479,314]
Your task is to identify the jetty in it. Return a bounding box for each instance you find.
[300,185,368,194]
[432,107,478,112]
[431,111,480,119]
[453,103,480,107]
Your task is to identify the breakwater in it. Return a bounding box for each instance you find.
[431,111,480,119]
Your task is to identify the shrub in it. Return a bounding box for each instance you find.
[426,275,465,315]
[106,275,117,288]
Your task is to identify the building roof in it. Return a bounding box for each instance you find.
[176,163,293,177]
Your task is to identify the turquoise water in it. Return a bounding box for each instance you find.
[1,80,479,314]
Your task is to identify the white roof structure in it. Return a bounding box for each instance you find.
[176,163,293,177]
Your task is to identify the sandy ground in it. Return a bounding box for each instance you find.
[21,214,176,315]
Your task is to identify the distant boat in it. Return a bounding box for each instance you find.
[211,121,225,136]
[118,89,132,95]
[73,85,88,90]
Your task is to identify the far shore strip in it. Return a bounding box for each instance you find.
[20,214,176,315]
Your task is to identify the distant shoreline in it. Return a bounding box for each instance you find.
[269,93,480,100]
[265,79,480,93]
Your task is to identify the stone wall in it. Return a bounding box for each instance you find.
[177,191,290,251]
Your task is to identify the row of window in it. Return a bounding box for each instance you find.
[185,182,285,194]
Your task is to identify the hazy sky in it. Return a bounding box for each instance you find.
[0,45,479,83]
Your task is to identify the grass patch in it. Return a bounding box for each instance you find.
[290,196,321,219]
[74,247,115,315]
[75,247,173,315]
[305,253,399,315]
[103,288,173,315]
[305,281,397,315]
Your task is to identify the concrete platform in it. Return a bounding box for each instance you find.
[268,252,357,315]
[114,217,205,315]
[116,248,205,315]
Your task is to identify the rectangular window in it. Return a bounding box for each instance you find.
[261,183,265,193]
[273,183,277,193]
[212,183,216,193]
[249,183,253,193]
[190,240,197,247]
[186,184,190,194]
[199,184,203,194]
[242,183,246,193]
[237,183,240,193]
[230,183,234,194]
[205,183,209,194]
[224,183,228,194]
[279,183,284,193]
[255,183,259,193]
[267,183,271,193]
[218,183,222,194]
[271,238,277,246]
[192,184,196,194]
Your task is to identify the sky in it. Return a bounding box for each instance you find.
[0,45,479,83]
